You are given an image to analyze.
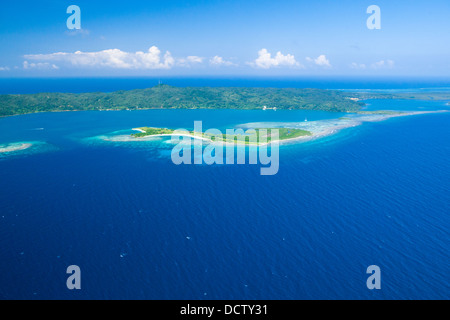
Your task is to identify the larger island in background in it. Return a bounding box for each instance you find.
[0,85,363,116]
[1,84,450,117]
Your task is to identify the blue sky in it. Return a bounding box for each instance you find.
[0,0,449,77]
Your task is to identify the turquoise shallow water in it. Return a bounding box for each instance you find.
[0,100,449,299]
[362,99,450,111]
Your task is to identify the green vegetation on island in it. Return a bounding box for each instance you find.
[209,127,312,144]
[131,126,312,145]
[0,85,364,117]
[132,127,175,137]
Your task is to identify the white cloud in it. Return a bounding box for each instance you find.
[209,55,235,66]
[371,60,395,69]
[176,55,204,67]
[24,46,187,70]
[306,54,331,67]
[350,60,394,70]
[0,66,10,71]
[186,56,203,63]
[350,62,367,70]
[250,48,301,69]
[23,61,59,70]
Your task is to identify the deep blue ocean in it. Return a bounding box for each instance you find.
[0,78,449,299]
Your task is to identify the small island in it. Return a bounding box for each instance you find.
[131,126,312,145]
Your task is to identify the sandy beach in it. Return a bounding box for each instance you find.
[0,142,33,153]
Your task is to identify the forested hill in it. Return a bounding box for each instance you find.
[0,85,364,117]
